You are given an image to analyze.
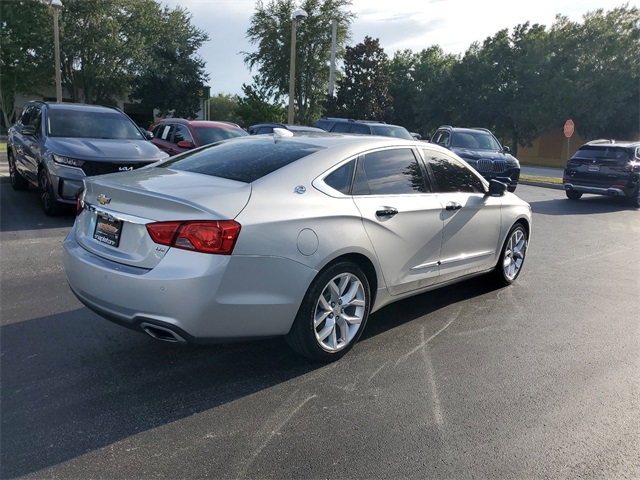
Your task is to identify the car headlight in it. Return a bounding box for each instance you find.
[53,154,85,167]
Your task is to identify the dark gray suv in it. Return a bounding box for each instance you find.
[563,140,640,207]
[431,126,520,192]
[8,101,167,215]
[315,117,414,140]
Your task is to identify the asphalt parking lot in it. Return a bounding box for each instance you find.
[1,161,638,478]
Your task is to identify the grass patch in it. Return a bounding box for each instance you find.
[520,174,563,185]
[0,142,6,152]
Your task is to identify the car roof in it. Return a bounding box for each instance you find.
[583,140,640,148]
[155,118,241,128]
[43,102,121,114]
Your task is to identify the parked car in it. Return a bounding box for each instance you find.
[430,125,520,192]
[248,123,325,135]
[563,140,640,207]
[63,134,532,362]
[7,101,168,215]
[315,117,414,140]
[148,118,248,156]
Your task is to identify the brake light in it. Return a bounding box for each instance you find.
[146,220,241,255]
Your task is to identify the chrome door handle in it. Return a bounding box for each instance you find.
[376,207,398,218]
[446,202,462,211]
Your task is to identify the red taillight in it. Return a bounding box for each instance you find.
[146,220,241,255]
[76,190,85,215]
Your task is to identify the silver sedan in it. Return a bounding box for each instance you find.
[63,131,532,361]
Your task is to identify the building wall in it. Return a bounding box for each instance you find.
[518,129,640,167]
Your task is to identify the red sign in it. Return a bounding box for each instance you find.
[564,119,575,138]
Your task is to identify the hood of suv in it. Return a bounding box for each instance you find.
[451,147,519,166]
[46,137,167,162]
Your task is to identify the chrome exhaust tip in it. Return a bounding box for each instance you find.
[140,322,186,343]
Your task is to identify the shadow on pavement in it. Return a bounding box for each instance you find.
[1,276,502,478]
[528,195,636,216]
[1,180,76,232]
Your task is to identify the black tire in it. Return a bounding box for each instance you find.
[8,152,29,191]
[39,168,64,216]
[566,190,582,200]
[493,222,528,287]
[286,261,371,362]
[507,185,517,193]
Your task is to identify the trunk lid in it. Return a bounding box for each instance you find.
[74,167,251,268]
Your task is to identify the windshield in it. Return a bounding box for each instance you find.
[369,125,414,140]
[47,109,144,140]
[193,126,248,146]
[451,131,502,150]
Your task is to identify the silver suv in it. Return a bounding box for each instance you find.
[8,101,167,215]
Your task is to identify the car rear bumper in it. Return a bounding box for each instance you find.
[63,226,316,342]
[563,182,629,197]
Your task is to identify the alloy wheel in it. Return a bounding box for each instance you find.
[313,273,366,353]
[502,228,526,281]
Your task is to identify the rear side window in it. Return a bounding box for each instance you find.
[331,123,351,133]
[160,137,325,183]
[350,123,370,134]
[324,160,355,194]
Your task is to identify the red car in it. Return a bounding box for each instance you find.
[148,118,248,156]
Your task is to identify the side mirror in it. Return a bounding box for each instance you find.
[177,140,194,149]
[503,145,511,153]
[21,125,36,136]
[144,130,154,140]
[488,179,508,197]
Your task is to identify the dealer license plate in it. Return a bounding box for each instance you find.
[93,215,123,247]
[588,165,600,172]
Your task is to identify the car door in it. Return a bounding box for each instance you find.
[422,150,502,283]
[351,147,444,296]
[14,104,43,184]
[151,123,176,155]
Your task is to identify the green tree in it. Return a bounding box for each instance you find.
[244,0,354,125]
[209,93,242,123]
[131,6,209,118]
[547,6,640,139]
[389,46,458,136]
[334,36,394,121]
[0,0,53,129]
[236,80,286,127]
[450,23,552,154]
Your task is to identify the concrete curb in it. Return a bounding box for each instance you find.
[519,180,564,190]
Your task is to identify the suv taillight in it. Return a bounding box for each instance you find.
[76,190,85,215]
[146,220,241,255]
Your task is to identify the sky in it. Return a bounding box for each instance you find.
[162,0,637,97]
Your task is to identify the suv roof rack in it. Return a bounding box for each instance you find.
[586,139,615,145]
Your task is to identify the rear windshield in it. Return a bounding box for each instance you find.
[575,146,630,162]
[193,126,248,146]
[159,137,325,183]
[47,109,143,140]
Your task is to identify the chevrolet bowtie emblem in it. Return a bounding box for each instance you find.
[97,194,111,205]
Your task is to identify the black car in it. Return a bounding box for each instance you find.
[315,117,414,140]
[563,140,640,207]
[7,101,168,215]
[430,125,520,192]
[248,123,325,135]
